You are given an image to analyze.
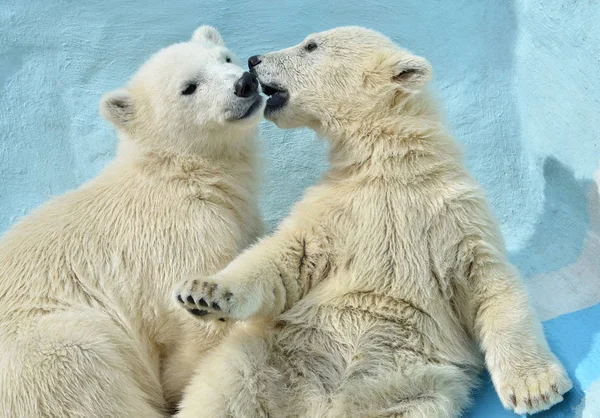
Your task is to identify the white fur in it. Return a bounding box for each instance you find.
[175,27,572,418]
[0,26,265,417]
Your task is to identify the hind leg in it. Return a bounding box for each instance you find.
[177,322,286,418]
[327,363,477,418]
[0,311,166,418]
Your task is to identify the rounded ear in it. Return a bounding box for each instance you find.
[191,25,224,46]
[392,54,432,92]
[99,89,134,128]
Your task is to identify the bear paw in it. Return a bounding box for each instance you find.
[495,361,572,415]
[173,276,256,321]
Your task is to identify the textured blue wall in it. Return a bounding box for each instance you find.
[1,1,599,416]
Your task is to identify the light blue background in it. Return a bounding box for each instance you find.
[1,1,599,416]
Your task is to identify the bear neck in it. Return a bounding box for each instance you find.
[113,130,260,190]
[323,104,463,181]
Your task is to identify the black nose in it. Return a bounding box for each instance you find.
[248,55,262,70]
[234,72,258,98]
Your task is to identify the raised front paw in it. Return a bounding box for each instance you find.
[495,361,572,415]
[173,276,255,321]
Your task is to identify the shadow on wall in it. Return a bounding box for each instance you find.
[503,157,599,415]
[510,157,593,278]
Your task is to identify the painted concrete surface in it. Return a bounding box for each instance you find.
[0,0,598,416]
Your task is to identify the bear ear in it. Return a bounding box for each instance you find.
[391,53,432,92]
[99,89,135,128]
[191,25,224,46]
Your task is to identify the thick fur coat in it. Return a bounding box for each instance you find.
[175,27,571,418]
[0,26,264,417]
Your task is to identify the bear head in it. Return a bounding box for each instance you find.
[101,26,264,155]
[249,26,432,134]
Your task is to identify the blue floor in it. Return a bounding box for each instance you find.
[467,303,600,417]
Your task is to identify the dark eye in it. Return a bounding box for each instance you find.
[225,56,232,63]
[181,83,197,95]
[305,41,317,52]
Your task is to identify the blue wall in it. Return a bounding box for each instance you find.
[1,1,599,416]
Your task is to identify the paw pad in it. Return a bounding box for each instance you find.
[190,309,208,317]
[173,276,238,321]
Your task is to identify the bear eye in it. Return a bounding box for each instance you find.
[181,83,197,95]
[305,41,318,52]
[225,56,232,63]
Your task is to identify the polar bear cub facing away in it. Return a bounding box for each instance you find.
[0,26,264,417]
[175,27,572,417]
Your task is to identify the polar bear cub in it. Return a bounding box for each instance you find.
[0,26,264,418]
[174,27,571,417]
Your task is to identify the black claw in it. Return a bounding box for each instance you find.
[219,318,226,322]
[509,394,517,406]
[177,294,184,304]
[189,309,208,317]
[198,298,208,307]
[186,295,195,304]
[212,302,221,311]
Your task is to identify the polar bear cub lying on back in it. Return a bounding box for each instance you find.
[174,27,571,417]
[0,26,264,417]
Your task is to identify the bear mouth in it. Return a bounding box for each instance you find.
[233,95,263,121]
[261,84,289,113]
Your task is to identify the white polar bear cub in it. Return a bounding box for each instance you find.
[174,27,572,418]
[0,26,264,418]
